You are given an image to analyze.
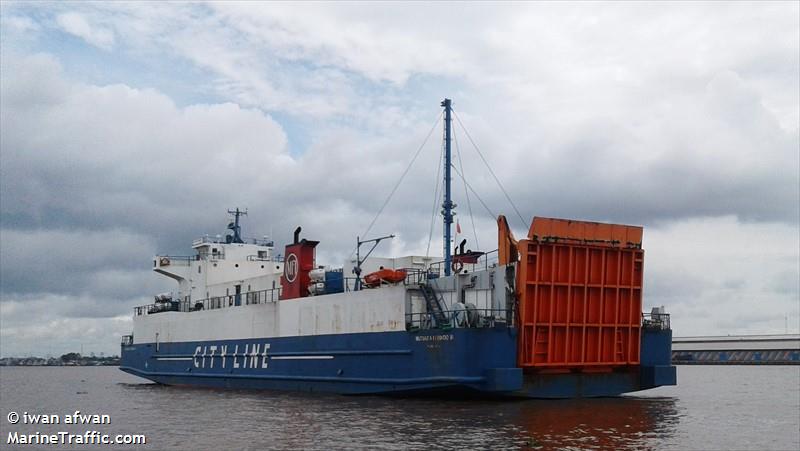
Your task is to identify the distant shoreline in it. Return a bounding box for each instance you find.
[0,362,119,367]
[0,356,120,367]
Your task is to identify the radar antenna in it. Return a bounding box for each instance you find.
[226,208,248,243]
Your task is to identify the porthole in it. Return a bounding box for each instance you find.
[261,265,264,269]
[235,264,239,268]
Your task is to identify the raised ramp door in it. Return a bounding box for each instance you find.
[510,217,644,371]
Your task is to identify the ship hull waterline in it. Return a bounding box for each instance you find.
[120,327,675,399]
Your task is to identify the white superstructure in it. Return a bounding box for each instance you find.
[133,209,511,347]
[154,236,283,310]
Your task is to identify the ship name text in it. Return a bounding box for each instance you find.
[193,343,271,369]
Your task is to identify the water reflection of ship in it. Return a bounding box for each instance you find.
[506,397,681,449]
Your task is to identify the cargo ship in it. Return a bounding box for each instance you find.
[120,99,676,397]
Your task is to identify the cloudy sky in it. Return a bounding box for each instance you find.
[1,2,798,357]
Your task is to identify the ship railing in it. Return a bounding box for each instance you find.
[340,268,447,292]
[193,236,274,247]
[341,269,424,292]
[193,236,219,246]
[134,300,181,316]
[246,237,274,247]
[120,335,133,346]
[642,313,671,330]
[154,255,194,267]
[244,288,282,305]
[343,277,356,291]
[344,277,378,292]
[402,268,428,285]
[196,250,225,261]
[184,288,283,312]
[134,288,282,316]
[406,307,513,331]
[426,249,499,279]
[246,255,282,262]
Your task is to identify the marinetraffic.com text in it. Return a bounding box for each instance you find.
[6,411,147,446]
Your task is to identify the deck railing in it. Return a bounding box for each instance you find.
[196,250,226,260]
[193,236,275,247]
[342,265,489,293]
[406,307,512,331]
[134,287,282,316]
[154,256,194,267]
[427,249,499,278]
[642,313,671,330]
[246,255,282,262]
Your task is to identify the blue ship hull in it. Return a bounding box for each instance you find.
[120,327,675,398]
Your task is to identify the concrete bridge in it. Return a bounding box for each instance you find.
[672,334,800,364]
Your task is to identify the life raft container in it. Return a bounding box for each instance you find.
[363,268,407,287]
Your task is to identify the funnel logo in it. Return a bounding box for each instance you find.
[285,253,298,283]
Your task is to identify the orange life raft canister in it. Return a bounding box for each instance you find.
[363,268,407,287]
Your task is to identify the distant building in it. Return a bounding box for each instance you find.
[673,334,800,364]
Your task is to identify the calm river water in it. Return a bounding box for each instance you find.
[1,365,798,450]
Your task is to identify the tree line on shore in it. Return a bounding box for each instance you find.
[0,353,120,366]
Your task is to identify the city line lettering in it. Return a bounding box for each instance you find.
[193,342,271,369]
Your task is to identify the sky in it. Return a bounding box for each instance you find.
[0,2,798,357]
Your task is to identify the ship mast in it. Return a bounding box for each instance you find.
[441,98,454,276]
[227,208,247,243]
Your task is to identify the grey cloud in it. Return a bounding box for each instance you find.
[713,311,794,334]
[500,70,799,226]
[0,228,170,299]
[0,297,133,357]
[1,55,290,241]
[770,270,800,297]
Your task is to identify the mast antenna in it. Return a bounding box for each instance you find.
[227,208,248,243]
[441,99,455,276]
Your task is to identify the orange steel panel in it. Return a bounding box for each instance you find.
[497,215,519,266]
[516,228,644,370]
[529,217,643,248]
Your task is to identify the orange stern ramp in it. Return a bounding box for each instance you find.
[515,217,644,371]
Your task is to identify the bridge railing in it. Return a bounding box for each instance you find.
[642,312,671,330]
